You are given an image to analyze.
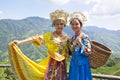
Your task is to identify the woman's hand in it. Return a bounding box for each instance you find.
[76,37,83,47]
[79,32,86,39]
[76,32,87,47]
[12,40,21,45]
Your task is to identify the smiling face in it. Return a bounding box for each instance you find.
[70,18,82,34]
[53,19,65,32]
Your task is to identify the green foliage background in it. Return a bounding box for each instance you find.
[0,17,120,79]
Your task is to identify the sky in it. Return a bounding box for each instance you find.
[0,0,120,30]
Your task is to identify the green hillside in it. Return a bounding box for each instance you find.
[0,17,120,62]
[83,26,120,56]
[0,17,120,79]
[0,17,52,62]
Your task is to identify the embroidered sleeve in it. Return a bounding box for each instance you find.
[32,35,44,46]
[80,39,91,55]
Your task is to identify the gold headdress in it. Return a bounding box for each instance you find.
[70,12,87,24]
[50,10,69,25]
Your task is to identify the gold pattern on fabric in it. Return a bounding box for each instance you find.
[8,32,69,80]
[8,43,47,80]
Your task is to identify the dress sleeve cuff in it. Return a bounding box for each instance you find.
[80,44,86,54]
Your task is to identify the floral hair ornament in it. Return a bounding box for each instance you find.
[69,12,87,25]
[50,10,69,25]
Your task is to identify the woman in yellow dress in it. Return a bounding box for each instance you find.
[8,10,69,80]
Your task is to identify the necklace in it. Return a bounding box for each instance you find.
[52,31,68,54]
[53,31,63,37]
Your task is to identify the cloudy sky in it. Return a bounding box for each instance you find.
[0,0,120,30]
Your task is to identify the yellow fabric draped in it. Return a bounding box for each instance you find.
[8,32,69,80]
[8,43,49,80]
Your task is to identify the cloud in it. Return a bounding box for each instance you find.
[49,0,70,5]
[87,12,120,30]
[0,11,3,14]
[88,0,120,16]
[84,0,100,4]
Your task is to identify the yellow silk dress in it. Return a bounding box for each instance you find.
[8,32,69,80]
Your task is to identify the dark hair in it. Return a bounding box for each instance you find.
[70,18,83,26]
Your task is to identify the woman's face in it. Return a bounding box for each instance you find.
[53,20,65,32]
[70,19,82,33]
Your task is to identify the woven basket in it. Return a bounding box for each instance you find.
[90,40,112,69]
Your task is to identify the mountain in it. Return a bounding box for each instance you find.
[0,17,120,62]
[0,17,52,61]
[83,26,120,56]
